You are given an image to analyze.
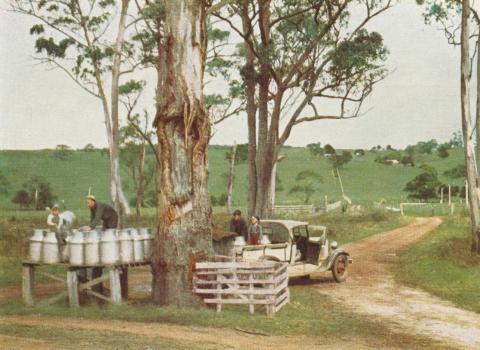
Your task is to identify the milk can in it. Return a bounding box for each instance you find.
[119,229,134,264]
[101,229,119,264]
[61,233,71,262]
[29,229,44,262]
[85,230,100,266]
[42,231,60,264]
[69,230,85,266]
[234,236,246,255]
[131,228,144,262]
[139,228,153,261]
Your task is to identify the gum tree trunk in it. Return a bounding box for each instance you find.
[460,0,480,254]
[227,142,237,213]
[151,0,213,306]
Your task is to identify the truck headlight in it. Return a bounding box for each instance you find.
[331,241,338,249]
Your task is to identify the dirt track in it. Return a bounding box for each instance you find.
[1,217,479,349]
[315,217,480,349]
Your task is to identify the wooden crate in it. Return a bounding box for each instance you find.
[193,260,289,316]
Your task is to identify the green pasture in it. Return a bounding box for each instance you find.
[0,146,467,212]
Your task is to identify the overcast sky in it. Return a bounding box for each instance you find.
[0,1,463,150]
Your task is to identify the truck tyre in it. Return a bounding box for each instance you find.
[331,254,348,283]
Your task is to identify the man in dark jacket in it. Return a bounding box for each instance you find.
[85,195,119,296]
[229,210,247,240]
[85,195,118,230]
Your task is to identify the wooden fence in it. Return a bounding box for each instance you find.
[271,204,314,216]
[193,260,289,316]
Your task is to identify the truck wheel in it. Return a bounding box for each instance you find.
[331,254,348,283]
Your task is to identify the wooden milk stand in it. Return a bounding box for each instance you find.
[22,261,150,307]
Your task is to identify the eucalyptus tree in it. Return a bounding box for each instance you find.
[11,0,140,218]
[419,0,480,253]
[211,0,392,217]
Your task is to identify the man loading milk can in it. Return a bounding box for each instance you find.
[47,204,75,255]
[83,195,119,295]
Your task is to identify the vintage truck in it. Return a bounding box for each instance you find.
[234,220,352,282]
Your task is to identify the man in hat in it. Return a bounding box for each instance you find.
[85,195,119,295]
[229,209,247,241]
[85,195,118,230]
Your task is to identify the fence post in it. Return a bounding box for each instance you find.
[216,272,222,313]
[249,273,254,315]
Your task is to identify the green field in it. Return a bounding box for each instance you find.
[0,146,467,212]
[394,215,480,313]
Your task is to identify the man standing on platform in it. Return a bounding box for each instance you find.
[84,195,119,296]
[85,195,118,230]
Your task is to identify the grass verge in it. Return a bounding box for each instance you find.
[393,215,480,313]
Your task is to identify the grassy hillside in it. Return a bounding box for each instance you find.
[0,146,466,211]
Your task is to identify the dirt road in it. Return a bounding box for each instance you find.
[315,217,480,350]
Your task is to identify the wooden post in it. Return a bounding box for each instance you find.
[120,267,128,299]
[67,268,79,307]
[448,184,452,206]
[22,264,34,307]
[109,268,122,305]
[216,273,222,313]
[266,271,275,317]
[248,273,254,315]
[440,187,444,204]
[78,267,88,304]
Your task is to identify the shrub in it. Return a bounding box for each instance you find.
[404,165,441,200]
[12,190,31,208]
[53,144,73,160]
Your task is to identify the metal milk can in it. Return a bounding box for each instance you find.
[139,228,153,261]
[62,232,71,262]
[42,231,60,264]
[85,230,100,266]
[101,229,119,264]
[69,230,85,266]
[29,229,44,262]
[119,229,134,264]
[130,228,144,262]
[234,236,246,255]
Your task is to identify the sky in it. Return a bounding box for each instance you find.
[0,1,463,150]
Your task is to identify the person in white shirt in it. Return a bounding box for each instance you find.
[47,205,74,231]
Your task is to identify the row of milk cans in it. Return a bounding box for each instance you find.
[29,228,153,265]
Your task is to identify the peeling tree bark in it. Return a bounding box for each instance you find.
[152,0,213,306]
[460,0,480,254]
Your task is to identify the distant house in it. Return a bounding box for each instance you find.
[385,159,400,166]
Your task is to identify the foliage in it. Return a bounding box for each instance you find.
[404,164,441,200]
[225,144,248,163]
[375,150,403,164]
[401,155,415,166]
[354,149,365,156]
[11,190,30,208]
[11,177,56,210]
[448,131,463,148]
[437,144,450,158]
[211,193,228,206]
[324,144,336,156]
[307,143,324,157]
[289,170,322,204]
[53,144,73,160]
[444,164,466,179]
[405,139,438,155]
[83,144,95,152]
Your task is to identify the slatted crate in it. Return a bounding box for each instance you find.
[193,260,289,316]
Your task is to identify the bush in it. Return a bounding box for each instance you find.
[437,144,450,158]
[11,177,57,210]
[53,144,73,160]
[12,190,31,208]
[307,143,324,157]
[83,143,95,152]
[211,194,228,206]
[404,164,440,200]
[444,164,466,180]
